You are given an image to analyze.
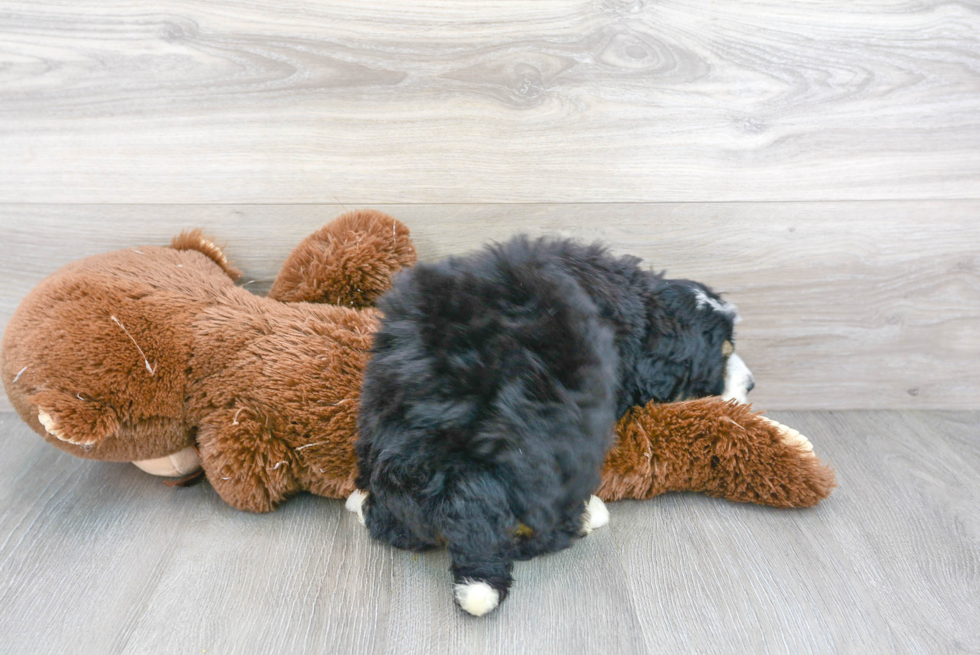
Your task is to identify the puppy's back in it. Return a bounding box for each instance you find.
[357,236,619,611]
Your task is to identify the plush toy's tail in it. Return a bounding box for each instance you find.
[171,229,242,281]
[598,398,836,508]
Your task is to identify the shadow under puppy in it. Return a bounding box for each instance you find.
[352,235,752,616]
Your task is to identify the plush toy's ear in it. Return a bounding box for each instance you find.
[269,210,416,307]
[598,397,836,508]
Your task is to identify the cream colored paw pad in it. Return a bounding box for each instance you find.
[762,416,815,454]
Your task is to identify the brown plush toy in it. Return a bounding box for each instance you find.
[0,210,835,514]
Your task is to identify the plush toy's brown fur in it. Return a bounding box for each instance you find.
[0,210,835,513]
[601,399,835,507]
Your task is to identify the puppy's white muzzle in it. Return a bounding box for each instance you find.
[722,353,754,404]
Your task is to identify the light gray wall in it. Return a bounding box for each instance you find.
[2,203,978,410]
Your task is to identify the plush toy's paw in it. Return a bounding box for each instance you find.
[581,495,610,535]
[37,408,106,446]
[597,397,835,508]
[32,389,121,449]
[761,416,815,455]
[744,413,836,508]
[454,580,500,617]
[37,410,71,443]
[345,489,368,525]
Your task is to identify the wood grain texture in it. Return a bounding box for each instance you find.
[381,529,647,655]
[2,201,978,411]
[2,411,979,654]
[0,413,395,654]
[777,410,980,654]
[1,0,979,203]
[611,408,980,655]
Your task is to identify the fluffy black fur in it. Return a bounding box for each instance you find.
[356,235,740,612]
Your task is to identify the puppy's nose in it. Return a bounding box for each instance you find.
[746,378,756,393]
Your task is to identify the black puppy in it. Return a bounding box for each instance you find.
[350,236,751,616]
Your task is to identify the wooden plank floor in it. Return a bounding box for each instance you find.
[1,410,977,655]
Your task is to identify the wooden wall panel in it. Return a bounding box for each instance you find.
[2,201,977,410]
[0,0,978,203]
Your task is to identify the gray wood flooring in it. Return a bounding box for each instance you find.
[1,410,977,655]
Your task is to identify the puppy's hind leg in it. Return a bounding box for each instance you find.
[510,496,608,563]
[357,492,440,552]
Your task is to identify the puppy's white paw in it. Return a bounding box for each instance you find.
[37,409,97,446]
[454,580,500,617]
[582,495,610,535]
[345,489,368,525]
[761,416,815,455]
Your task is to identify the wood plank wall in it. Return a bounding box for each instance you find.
[1,1,978,410]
